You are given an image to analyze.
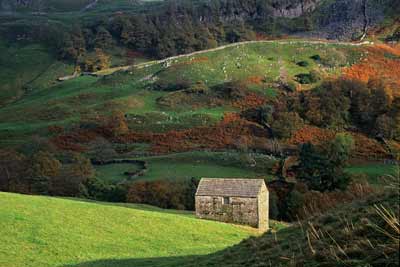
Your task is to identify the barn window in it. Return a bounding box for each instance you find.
[223,197,230,205]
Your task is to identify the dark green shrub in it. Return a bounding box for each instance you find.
[283,81,297,92]
[296,61,309,67]
[284,189,304,221]
[153,79,191,92]
[385,26,400,42]
[297,142,352,192]
[295,71,320,84]
[271,111,304,138]
[215,81,248,99]
[295,73,312,84]
[84,177,127,202]
[186,81,209,94]
[127,178,199,210]
[269,191,280,220]
[310,54,321,61]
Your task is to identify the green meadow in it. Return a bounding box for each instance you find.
[92,151,277,183]
[0,192,256,267]
[346,163,398,184]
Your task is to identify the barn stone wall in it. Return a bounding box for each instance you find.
[195,195,259,227]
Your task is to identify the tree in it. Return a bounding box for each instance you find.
[69,153,95,180]
[154,35,177,58]
[30,151,62,194]
[314,81,351,128]
[284,189,304,221]
[259,105,274,127]
[19,135,57,157]
[0,149,29,193]
[373,96,400,140]
[375,114,400,141]
[127,179,198,210]
[209,23,225,43]
[269,191,280,220]
[297,142,351,192]
[108,110,129,137]
[120,16,152,51]
[84,177,127,202]
[51,153,94,197]
[350,79,391,131]
[270,112,303,138]
[94,27,114,49]
[225,21,256,42]
[94,48,111,70]
[368,80,391,116]
[86,137,118,162]
[195,25,218,50]
[182,178,199,210]
[59,25,86,61]
[79,48,110,72]
[303,95,324,126]
[329,133,355,166]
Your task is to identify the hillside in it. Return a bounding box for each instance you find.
[0,41,398,149]
[0,1,399,267]
[66,188,399,267]
[0,41,374,137]
[0,40,398,189]
[0,192,256,267]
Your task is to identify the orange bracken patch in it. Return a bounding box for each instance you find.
[178,56,209,66]
[232,92,267,110]
[191,57,209,63]
[351,133,389,159]
[221,112,241,124]
[287,126,388,160]
[246,76,264,85]
[51,130,98,152]
[287,126,336,145]
[342,44,400,98]
[117,113,268,154]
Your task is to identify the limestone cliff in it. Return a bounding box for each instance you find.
[0,0,398,40]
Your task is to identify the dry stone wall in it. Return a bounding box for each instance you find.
[196,195,259,227]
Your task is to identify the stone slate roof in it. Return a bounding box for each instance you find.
[196,178,266,197]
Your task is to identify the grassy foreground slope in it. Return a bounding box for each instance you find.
[0,192,255,267]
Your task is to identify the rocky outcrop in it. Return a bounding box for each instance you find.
[0,0,44,12]
[272,0,321,18]
[198,0,321,22]
[1,0,396,41]
[195,0,390,40]
[310,0,388,40]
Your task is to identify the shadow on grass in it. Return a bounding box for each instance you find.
[61,226,298,267]
[62,254,212,267]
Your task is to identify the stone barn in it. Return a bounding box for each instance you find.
[195,178,269,230]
